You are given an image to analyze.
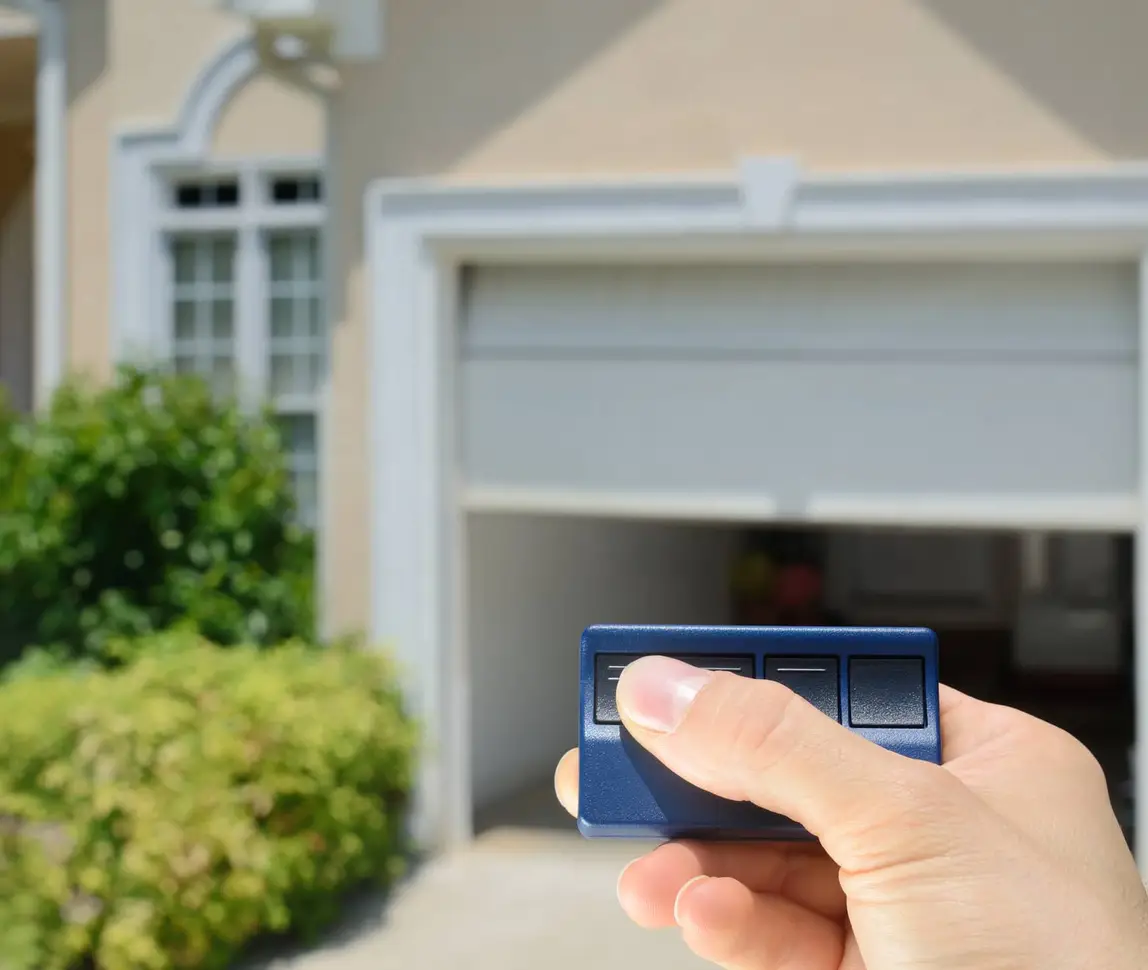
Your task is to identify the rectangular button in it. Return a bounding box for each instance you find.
[849,658,926,727]
[594,654,754,724]
[764,657,840,721]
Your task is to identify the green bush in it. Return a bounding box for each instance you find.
[0,366,314,666]
[0,631,417,970]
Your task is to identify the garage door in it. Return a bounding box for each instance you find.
[460,262,1137,523]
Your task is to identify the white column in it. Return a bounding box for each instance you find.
[33,0,66,409]
[1135,253,1148,874]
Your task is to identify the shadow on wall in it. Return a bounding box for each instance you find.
[919,0,1148,158]
[67,0,109,110]
[329,0,664,324]
[346,0,664,176]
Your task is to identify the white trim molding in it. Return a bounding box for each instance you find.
[366,158,1148,850]
[33,0,65,409]
[112,34,259,360]
[463,489,1140,533]
[463,487,781,523]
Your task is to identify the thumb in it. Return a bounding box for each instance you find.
[616,655,973,869]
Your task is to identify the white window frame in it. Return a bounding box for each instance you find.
[153,161,325,395]
[153,158,327,528]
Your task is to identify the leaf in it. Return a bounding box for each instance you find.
[0,364,315,663]
[0,641,416,969]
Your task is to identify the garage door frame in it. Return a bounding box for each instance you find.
[365,157,1148,864]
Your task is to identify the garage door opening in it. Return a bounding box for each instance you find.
[466,514,1135,843]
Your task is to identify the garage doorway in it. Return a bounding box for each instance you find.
[466,515,1135,844]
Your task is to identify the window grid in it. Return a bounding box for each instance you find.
[164,168,325,529]
[277,413,319,531]
[267,230,325,404]
[170,235,236,398]
[270,176,322,205]
[174,178,240,209]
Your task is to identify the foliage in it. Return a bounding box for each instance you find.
[0,366,315,666]
[0,632,417,970]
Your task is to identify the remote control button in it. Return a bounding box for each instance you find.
[849,657,926,728]
[594,654,754,724]
[764,657,840,721]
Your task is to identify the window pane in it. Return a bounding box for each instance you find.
[296,475,317,529]
[270,354,294,396]
[211,240,234,283]
[269,236,294,283]
[307,353,324,390]
[209,237,235,282]
[270,175,323,205]
[173,241,196,284]
[211,299,233,339]
[174,179,240,210]
[174,300,197,341]
[215,181,239,207]
[266,230,324,402]
[169,234,237,393]
[276,413,319,529]
[278,413,317,456]
[304,234,320,278]
[211,356,234,396]
[306,296,322,337]
[271,297,295,338]
[271,178,300,204]
[175,184,202,209]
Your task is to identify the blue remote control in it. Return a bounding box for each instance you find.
[578,625,941,840]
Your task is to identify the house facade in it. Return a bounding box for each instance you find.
[3,0,1148,862]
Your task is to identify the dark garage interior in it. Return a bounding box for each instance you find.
[467,516,1135,844]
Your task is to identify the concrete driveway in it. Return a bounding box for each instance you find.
[243,826,710,970]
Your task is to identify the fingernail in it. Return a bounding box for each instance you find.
[616,857,639,903]
[618,655,712,733]
[673,875,709,927]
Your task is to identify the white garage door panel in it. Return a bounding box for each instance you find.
[461,264,1137,510]
[464,264,1137,357]
[463,359,1135,496]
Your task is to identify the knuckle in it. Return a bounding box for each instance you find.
[864,759,945,820]
[700,677,799,780]
[1019,716,1106,783]
[900,758,964,809]
[840,761,970,870]
[733,682,805,772]
[1049,728,1108,787]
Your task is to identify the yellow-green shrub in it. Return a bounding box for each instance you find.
[0,632,417,970]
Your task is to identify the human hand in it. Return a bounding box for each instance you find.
[554,655,1148,969]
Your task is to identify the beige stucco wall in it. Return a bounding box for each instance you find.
[64,0,322,384]
[325,0,1148,635]
[54,0,1148,637]
[66,0,245,381]
[212,72,324,158]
